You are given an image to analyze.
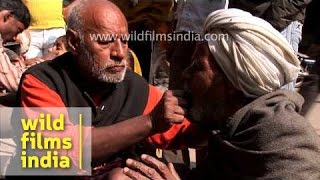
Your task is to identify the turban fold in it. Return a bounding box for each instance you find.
[203,8,300,97]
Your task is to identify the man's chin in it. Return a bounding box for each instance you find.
[189,105,216,128]
[97,69,126,83]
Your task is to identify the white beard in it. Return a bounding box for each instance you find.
[78,40,127,83]
[189,100,227,128]
[92,60,127,83]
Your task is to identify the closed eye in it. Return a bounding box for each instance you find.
[120,37,128,44]
[97,39,114,45]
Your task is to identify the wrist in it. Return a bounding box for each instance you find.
[144,114,156,135]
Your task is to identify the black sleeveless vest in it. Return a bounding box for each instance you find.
[15,52,151,166]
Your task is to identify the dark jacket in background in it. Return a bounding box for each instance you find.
[303,0,320,44]
[229,0,312,31]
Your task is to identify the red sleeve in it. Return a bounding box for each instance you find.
[21,74,65,107]
[143,85,163,115]
[144,85,193,149]
[20,74,91,168]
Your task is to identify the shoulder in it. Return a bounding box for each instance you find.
[21,53,74,92]
[24,53,72,75]
[229,90,320,150]
[122,69,149,91]
[236,90,320,178]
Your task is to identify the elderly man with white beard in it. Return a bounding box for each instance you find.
[122,8,320,180]
[8,0,207,179]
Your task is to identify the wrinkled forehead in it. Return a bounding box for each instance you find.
[82,4,128,35]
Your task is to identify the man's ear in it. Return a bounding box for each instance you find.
[66,29,80,55]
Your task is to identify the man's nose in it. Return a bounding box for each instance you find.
[111,38,126,61]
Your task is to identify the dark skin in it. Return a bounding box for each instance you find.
[66,0,188,162]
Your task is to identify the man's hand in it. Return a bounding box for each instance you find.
[149,90,188,133]
[124,154,181,180]
[24,57,44,67]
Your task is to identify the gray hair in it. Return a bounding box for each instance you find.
[66,0,88,39]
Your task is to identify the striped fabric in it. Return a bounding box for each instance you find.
[0,36,25,93]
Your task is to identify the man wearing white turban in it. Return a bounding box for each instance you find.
[203,8,301,97]
[121,9,320,180]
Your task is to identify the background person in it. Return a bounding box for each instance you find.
[23,0,66,59]
[229,0,312,54]
[0,0,30,94]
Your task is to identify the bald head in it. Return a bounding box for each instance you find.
[67,0,128,35]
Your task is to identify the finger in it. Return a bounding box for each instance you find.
[164,96,188,107]
[140,154,174,179]
[168,163,181,180]
[173,106,187,116]
[126,158,162,179]
[163,90,188,106]
[123,167,149,180]
[166,114,185,124]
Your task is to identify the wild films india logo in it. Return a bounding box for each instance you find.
[2,107,92,176]
[20,113,73,169]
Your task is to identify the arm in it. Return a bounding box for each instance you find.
[24,58,45,67]
[20,74,187,162]
[92,115,153,161]
[0,43,25,92]
[92,90,190,161]
[146,86,208,149]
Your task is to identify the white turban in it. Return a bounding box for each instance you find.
[203,8,300,97]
